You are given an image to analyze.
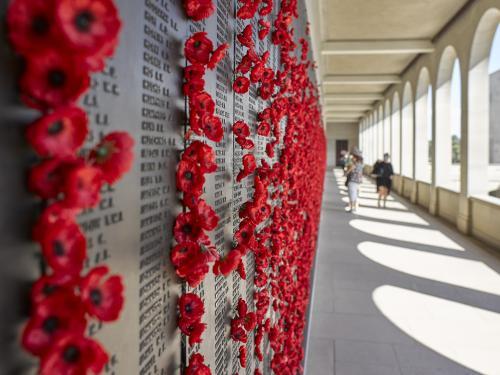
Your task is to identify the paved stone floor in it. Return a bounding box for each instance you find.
[305,169,500,375]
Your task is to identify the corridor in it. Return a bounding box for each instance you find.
[305,169,500,375]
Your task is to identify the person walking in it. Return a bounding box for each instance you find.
[345,149,364,213]
[372,153,394,208]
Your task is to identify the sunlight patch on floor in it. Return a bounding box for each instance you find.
[354,207,428,225]
[349,219,464,250]
[359,241,500,295]
[373,285,500,375]
[341,196,408,210]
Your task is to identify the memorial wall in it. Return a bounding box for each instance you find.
[0,0,326,374]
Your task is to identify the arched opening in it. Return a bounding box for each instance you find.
[384,99,391,155]
[468,8,500,198]
[436,47,461,192]
[391,93,401,174]
[415,68,432,183]
[402,82,414,178]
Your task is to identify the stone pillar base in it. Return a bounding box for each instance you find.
[429,186,439,216]
[457,195,471,235]
[410,180,418,204]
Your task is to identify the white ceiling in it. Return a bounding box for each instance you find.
[312,0,470,124]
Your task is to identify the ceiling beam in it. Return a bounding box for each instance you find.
[326,119,359,124]
[324,112,363,118]
[324,93,384,102]
[321,40,434,55]
[323,75,401,85]
[324,104,372,112]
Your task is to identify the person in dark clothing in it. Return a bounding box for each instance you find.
[372,153,394,208]
[372,159,383,192]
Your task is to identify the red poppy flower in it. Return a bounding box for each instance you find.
[6,0,58,55]
[183,78,205,97]
[33,202,79,242]
[177,256,210,288]
[20,51,90,110]
[208,43,228,70]
[190,91,215,114]
[259,0,272,15]
[56,0,121,57]
[213,249,242,277]
[243,312,257,331]
[236,54,253,74]
[236,136,255,150]
[89,131,134,184]
[176,160,205,196]
[236,259,246,279]
[21,291,86,356]
[235,219,255,246]
[28,157,78,199]
[258,19,270,40]
[184,64,205,81]
[182,141,217,173]
[233,76,250,94]
[237,25,254,48]
[232,121,250,138]
[250,63,265,83]
[239,345,247,368]
[230,318,247,343]
[40,334,108,375]
[257,121,271,136]
[265,142,275,158]
[237,298,247,317]
[237,154,256,182]
[170,241,201,268]
[178,293,205,322]
[185,32,213,65]
[201,114,223,142]
[40,218,86,276]
[174,212,205,243]
[30,272,75,305]
[185,353,211,375]
[26,107,88,158]
[63,164,103,208]
[237,1,258,19]
[183,0,215,21]
[192,199,219,231]
[178,317,206,346]
[262,67,274,82]
[80,265,124,322]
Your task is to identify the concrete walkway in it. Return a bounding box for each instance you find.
[305,169,500,375]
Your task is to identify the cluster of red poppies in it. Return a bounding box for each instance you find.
[183,33,228,141]
[179,0,326,373]
[177,1,231,372]
[7,0,134,373]
[178,293,207,346]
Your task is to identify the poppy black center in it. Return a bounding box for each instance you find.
[194,41,201,48]
[185,303,193,313]
[184,171,193,180]
[42,284,56,296]
[96,145,109,159]
[48,69,66,88]
[241,232,248,239]
[182,224,192,234]
[74,10,94,32]
[42,316,59,333]
[53,240,65,256]
[48,120,63,135]
[31,15,49,35]
[90,288,102,306]
[63,345,81,363]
